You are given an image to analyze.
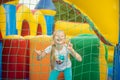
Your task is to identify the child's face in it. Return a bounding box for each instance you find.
[54,32,65,45]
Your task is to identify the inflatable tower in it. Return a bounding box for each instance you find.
[35,0,56,35]
[2,0,19,35]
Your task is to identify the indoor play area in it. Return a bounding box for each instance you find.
[0,0,119,80]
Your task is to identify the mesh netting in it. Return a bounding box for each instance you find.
[0,0,114,80]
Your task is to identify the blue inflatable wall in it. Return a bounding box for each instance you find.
[3,4,17,35]
[0,42,2,80]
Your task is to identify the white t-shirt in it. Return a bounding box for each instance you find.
[44,44,72,71]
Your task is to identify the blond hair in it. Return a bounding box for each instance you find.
[50,30,66,70]
[52,30,66,39]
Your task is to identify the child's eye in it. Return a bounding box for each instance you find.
[61,36,65,38]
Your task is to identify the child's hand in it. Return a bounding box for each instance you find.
[67,41,73,51]
[76,55,82,62]
[34,49,42,56]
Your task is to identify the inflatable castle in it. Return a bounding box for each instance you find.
[0,0,119,80]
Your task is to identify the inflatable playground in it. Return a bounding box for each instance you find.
[0,0,119,80]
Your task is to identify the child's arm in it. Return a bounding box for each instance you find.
[34,49,41,55]
[67,41,82,62]
[34,45,52,60]
[70,49,82,62]
[34,49,47,60]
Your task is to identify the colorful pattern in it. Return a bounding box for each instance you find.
[56,54,65,65]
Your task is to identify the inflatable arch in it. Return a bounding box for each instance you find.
[33,10,47,35]
[16,4,47,36]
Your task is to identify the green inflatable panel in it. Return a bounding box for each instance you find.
[70,34,100,80]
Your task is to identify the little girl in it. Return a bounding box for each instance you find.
[34,30,82,80]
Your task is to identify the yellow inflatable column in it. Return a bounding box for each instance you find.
[99,43,108,80]
[0,5,6,38]
[107,46,114,63]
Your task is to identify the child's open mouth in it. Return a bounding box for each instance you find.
[57,39,62,42]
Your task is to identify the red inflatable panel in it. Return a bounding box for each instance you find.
[2,39,29,79]
[21,20,30,36]
[37,24,42,35]
[0,31,2,42]
[25,39,30,78]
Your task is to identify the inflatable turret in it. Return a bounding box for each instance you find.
[35,0,56,35]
